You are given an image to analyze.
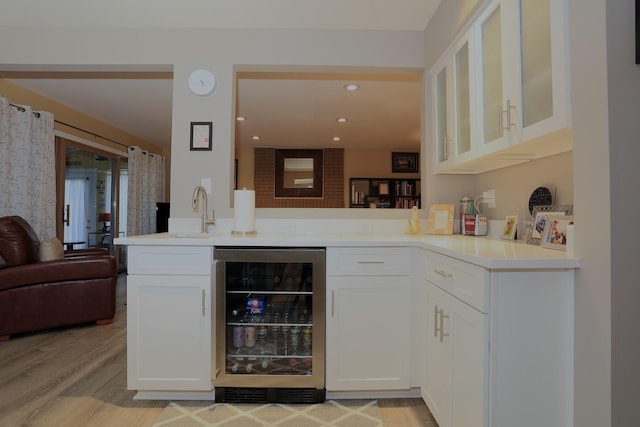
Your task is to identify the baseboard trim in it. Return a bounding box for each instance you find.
[133,390,215,401]
[326,387,422,400]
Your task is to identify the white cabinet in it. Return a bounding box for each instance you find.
[433,32,476,172]
[423,252,488,427]
[434,0,571,174]
[421,249,574,427]
[326,247,413,391]
[126,246,214,392]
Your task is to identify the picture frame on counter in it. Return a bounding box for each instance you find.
[541,216,574,251]
[426,204,455,235]
[392,152,419,173]
[501,215,519,240]
[190,121,213,151]
[527,204,573,244]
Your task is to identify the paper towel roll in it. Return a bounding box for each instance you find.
[233,188,256,232]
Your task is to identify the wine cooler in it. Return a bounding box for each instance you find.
[214,247,326,403]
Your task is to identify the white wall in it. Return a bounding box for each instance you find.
[568,1,612,425]
[605,1,640,425]
[0,26,425,221]
[473,151,573,220]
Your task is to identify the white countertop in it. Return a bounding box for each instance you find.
[115,231,580,270]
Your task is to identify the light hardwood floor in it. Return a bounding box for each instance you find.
[0,274,436,427]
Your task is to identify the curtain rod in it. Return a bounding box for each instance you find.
[9,102,41,118]
[54,118,130,150]
[9,101,149,153]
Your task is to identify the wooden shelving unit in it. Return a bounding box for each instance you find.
[349,178,420,209]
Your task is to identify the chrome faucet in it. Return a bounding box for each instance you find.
[192,185,216,233]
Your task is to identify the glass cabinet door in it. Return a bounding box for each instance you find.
[520,0,553,128]
[480,3,504,145]
[434,66,449,163]
[454,40,471,156]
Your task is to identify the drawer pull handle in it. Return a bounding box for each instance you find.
[434,269,453,278]
[434,306,450,343]
[357,261,385,264]
[201,289,206,316]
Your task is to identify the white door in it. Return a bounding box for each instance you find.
[127,274,212,391]
[423,281,453,427]
[326,276,412,391]
[63,169,96,249]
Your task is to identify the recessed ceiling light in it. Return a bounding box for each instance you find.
[344,83,360,91]
[252,135,260,140]
[336,117,348,123]
[236,116,246,121]
[332,136,341,141]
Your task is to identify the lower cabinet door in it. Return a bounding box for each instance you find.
[326,276,412,391]
[423,280,488,427]
[127,275,212,391]
[423,281,453,427]
[450,293,488,427]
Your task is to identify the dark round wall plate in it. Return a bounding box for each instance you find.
[528,187,553,215]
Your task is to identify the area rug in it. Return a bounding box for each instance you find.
[153,399,383,427]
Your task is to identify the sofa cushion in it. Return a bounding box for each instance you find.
[39,237,65,261]
[0,217,38,267]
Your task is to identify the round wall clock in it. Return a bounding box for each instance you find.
[188,69,216,96]
[528,186,553,215]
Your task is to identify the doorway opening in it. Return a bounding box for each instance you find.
[57,137,128,269]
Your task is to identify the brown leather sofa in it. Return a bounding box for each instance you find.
[0,216,117,341]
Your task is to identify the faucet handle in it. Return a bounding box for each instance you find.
[205,209,216,226]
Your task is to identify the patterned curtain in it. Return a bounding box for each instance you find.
[0,97,56,240]
[127,146,165,236]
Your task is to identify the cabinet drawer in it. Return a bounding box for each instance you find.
[128,245,213,275]
[424,250,489,313]
[327,247,413,276]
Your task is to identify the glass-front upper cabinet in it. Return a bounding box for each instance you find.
[434,65,448,164]
[476,0,510,150]
[454,40,472,157]
[431,31,474,170]
[517,0,570,142]
[520,0,553,127]
[475,0,570,151]
[432,0,570,174]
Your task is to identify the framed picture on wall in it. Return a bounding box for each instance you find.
[392,152,419,173]
[190,122,213,151]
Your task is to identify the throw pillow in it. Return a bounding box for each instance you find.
[39,237,65,261]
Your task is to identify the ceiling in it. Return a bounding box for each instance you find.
[1,0,439,150]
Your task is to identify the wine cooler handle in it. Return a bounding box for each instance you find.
[331,290,335,317]
[201,289,206,316]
